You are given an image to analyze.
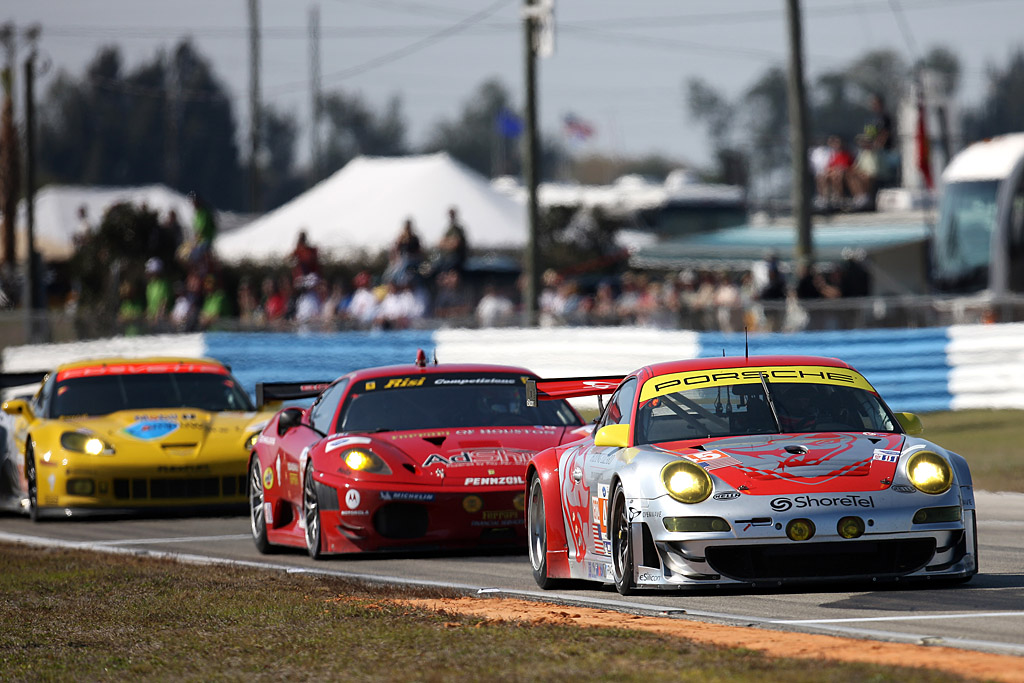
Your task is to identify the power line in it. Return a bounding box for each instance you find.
[265,0,512,96]
[888,0,921,62]
[36,0,1015,40]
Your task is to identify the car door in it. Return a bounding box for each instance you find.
[279,380,347,502]
[583,377,637,561]
[559,377,637,565]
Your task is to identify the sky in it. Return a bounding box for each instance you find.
[5,0,1024,171]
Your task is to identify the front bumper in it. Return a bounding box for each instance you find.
[295,471,527,554]
[616,488,977,588]
[34,455,248,513]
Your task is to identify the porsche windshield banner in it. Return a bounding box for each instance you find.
[638,365,875,401]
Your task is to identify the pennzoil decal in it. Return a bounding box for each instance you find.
[263,467,274,489]
[123,419,179,440]
[463,476,524,486]
[639,365,875,401]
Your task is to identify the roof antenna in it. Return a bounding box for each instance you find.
[432,348,438,365]
[745,327,749,359]
[415,349,427,367]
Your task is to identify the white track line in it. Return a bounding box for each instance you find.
[89,534,250,546]
[773,612,1024,624]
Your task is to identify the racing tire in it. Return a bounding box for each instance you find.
[25,441,40,522]
[248,457,277,554]
[610,483,636,595]
[527,472,561,589]
[303,461,325,560]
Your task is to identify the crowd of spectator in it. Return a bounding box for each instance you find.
[107,192,230,335]
[811,93,899,213]
[99,198,874,337]
[207,238,873,335]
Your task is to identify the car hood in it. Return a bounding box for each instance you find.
[62,409,265,459]
[659,431,906,495]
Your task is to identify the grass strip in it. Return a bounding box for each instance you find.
[0,543,973,683]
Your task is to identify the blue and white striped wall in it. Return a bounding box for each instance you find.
[4,323,1022,414]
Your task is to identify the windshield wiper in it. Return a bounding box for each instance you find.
[757,372,783,433]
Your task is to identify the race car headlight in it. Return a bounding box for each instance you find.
[661,460,712,504]
[906,451,952,495]
[341,448,392,475]
[60,432,115,455]
[244,432,260,451]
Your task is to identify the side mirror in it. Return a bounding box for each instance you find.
[895,412,924,436]
[277,407,304,436]
[2,399,33,420]
[594,423,630,448]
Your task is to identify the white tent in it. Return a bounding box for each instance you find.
[215,153,527,263]
[12,184,198,261]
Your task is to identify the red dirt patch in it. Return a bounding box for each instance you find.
[398,596,1023,682]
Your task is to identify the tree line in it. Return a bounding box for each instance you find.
[686,44,1024,193]
[14,38,1024,214]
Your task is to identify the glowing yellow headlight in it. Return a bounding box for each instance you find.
[661,460,713,504]
[341,448,391,475]
[60,432,115,455]
[906,451,952,495]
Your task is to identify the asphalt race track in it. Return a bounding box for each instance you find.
[1,491,1022,657]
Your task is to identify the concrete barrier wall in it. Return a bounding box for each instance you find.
[0,323,1015,414]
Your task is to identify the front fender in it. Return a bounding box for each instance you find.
[528,447,570,578]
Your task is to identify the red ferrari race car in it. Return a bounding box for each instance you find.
[248,352,587,557]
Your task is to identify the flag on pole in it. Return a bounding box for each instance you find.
[916,98,933,189]
[496,108,523,139]
[563,113,595,141]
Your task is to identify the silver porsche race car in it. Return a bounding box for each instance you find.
[524,355,977,593]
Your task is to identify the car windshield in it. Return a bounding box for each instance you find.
[51,372,254,417]
[337,373,582,432]
[634,373,897,445]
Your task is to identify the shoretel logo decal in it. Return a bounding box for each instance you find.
[769,495,875,512]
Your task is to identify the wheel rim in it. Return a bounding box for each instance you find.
[303,467,319,552]
[613,494,629,581]
[249,461,265,539]
[26,449,37,513]
[528,477,546,571]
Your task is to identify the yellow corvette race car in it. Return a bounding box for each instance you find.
[0,357,274,520]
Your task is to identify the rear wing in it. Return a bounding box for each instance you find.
[526,376,624,407]
[1,371,48,401]
[0,371,48,389]
[255,381,332,409]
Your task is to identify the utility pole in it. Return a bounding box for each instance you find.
[785,0,812,266]
[0,22,18,270]
[522,0,541,327]
[309,4,321,186]
[248,0,262,212]
[23,24,43,342]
